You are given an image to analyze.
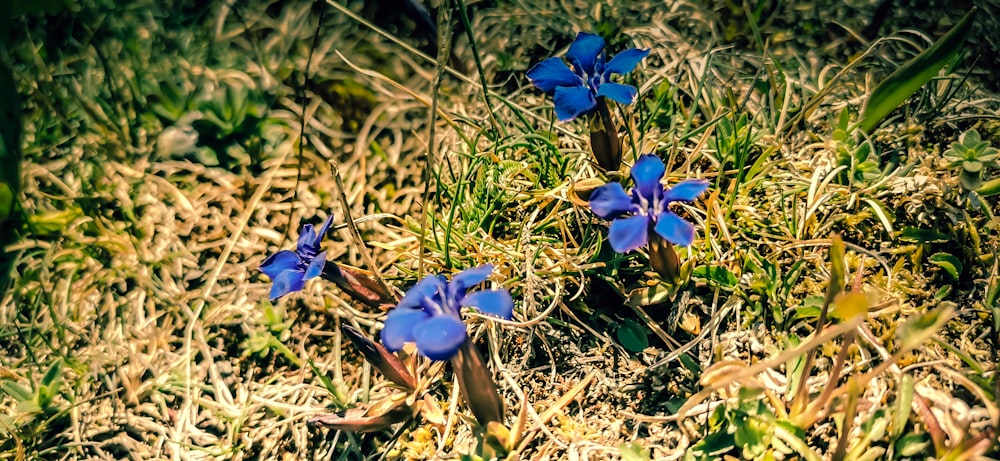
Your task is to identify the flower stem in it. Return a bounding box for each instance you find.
[589,97,621,172]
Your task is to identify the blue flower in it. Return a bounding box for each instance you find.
[259,215,333,301]
[526,32,650,122]
[589,154,709,252]
[381,265,513,361]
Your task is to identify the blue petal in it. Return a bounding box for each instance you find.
[260,250,302,279]
[554,85,596,121]
[608,215,650,253]
[450,265,494,300]
[596,82,638,105]
[269,269,306,301]
[589,182,634,220]
[381,307,430,352]
[297,223,317,250]
[604,48,650,75]
[654,212,696,246]
[566,32,604,73]
[412,315,468,361]
[663,179,710,203]
[460,289,514,320]
[313,214,334,247]
[630,154,666,199]
[397,275,447,311]
[304,250,327,280]
[526,58,581,93]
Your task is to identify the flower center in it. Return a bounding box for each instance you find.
[421,283,458,317]
[633,189,667,221]
[298,245,317,260]
[572,55,608,93]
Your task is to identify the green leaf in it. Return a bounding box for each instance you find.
[933,337,986,374]
[616,319,649,353]
[976,176,1000,197]
[626,282,678,307]
[0,182,12,222]
[897,227,953,243]
[827,235,846,301]
[678,352,701,374]
[836,106,850,133]
[307,358,347,408]
[861,197,895,235]
[897,303,953,351]
[832,291,869,321]
[687,429,735,460]
[0,414,12,435]
[40,361,62,389]
[734,411,768,458]
[27,206,84,236]
[789,304,823,324]
[893,375,914,438]
[961,172,984,191]
[618,442,651,461]
[692,265,738,287]
[963,160,984,173]
[784,335,806,397]
[960,129,982,146]
[859,8,976,133]
[15,399,41,416]
[895,432,931,457]
[928,252,962,280]
[1,381,33,402]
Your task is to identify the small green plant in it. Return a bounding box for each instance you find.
[740,248,805,327]
[943,129,998,190]
[0,362,64,422]
[685,387,797,461]
[242,303,301,365]
[189,84,271,170]
[0,360,68,454]
[679,236,960,460]
[619,441,652,460]
[832,108,881,185]
[149,78,274,170]
[858,9,975,133]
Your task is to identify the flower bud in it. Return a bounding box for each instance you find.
[589,97,622,172]
[451,340,504,426]
[648,232,680,280]
[341,325,416,390]
[323,262,395,308]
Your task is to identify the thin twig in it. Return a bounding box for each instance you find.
[328,159,395,300]
[418,1,453,278]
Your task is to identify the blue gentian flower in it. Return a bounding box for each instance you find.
[589,154,709,252]
[259,215,333,301]
[527,32,650,122]
[381,265,513,361]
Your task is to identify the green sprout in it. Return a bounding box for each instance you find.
[943,129,998,190]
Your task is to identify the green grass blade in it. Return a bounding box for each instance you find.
[859,8,976,133]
